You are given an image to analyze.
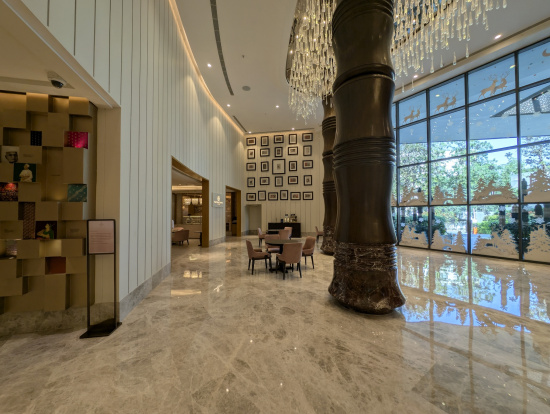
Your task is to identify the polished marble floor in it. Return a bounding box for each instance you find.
[1,236,550,413]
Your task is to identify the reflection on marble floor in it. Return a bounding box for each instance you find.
[1,237,549,413]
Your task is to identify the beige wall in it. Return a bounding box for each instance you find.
[19,0,246,301]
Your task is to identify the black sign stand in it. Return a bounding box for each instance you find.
[80,219,121,338]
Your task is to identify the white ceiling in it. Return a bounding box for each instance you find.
[176,0,550,133]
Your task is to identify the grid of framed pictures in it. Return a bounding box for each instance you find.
[288,146,298,156]
[303,145,312,156]
[261,161,269,172]
[289,161,297,171]
[280,190,288,200]
[246,193,256,201]
[274,135,284,143]
[246,137,256,146]
[268,192,278,201]
[246,163,256,171]
[258,191,266,201]
[260,177,270,185]
[261,136,269,146]
[289,134,297,144]
[304,175,312,186]
[272,159,285,174]
[288,176,298,185]
[260,148,270,157]
[247,177,255,187]
[275,147,283,157]
[303,192,313,200]
[303,160,313,169]
[302,133,313,142]
[275,176,283,187]
[247,149,255,159]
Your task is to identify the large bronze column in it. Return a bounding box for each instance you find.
[328,0,405,314]
[321,96,337,255]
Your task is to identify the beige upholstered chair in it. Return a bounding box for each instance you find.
[265,234,281,254]
[315,226,324,243]
[278,229,291,240]
[284,226,293,238]
[171,228,190,245]
[258,228,266,246]
[275,242,303,279]
[246,240,271,275]
[302,236,316,268]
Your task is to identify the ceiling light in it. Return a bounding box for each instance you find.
[292,128,295,130]
[276,105,279,108]
[494,34,502,40]
[413,74,418,79]
[436,94,440,97]
[207,63,212,68]
[227,104,230,107]
[290,50,293,54]
[248,131,251,133]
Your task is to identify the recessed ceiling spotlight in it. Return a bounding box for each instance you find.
[242,85,251,91]
[276,105,279,108]
[207,63,212,67]
[413,74,419,79]
[494,34,502,40]
[227,104,230,107]
[248,131,251,133]
[292,128,295,130]
[290,50,293,54]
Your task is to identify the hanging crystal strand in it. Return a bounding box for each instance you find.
[453,52,457,65]
[430,56,434,73]
[466,43,469,58]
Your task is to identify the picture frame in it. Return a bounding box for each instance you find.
[274,147,283,158]
[274,135,284,144]
[302,132,313,142]
[246,162,256,171]
[260,177,270,185]
[274,176,283,187]
[261,135,269,146]
[302,160,313,169]
[280,190,289,200]
[260,148,270,157]
[289,134,297,144]
[288,146,298,156]
[288,176,298,185]
[290,192,301,200]
[268,192,278,201]
[261,161,269,172]
[304,175,312,186]
[247,177,255,187]
[303,145,312,156]
[246,137,256,146]
[303,191,313,200]
[258,190,266,201]
[246,193,257,201]
[289,161,297,171]
[272,159,286,174]
[247,148,255,159]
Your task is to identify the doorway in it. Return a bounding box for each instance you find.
[225,186,241,237]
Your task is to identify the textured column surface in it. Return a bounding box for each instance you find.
[321,97,337,255]
[328,0,405,314]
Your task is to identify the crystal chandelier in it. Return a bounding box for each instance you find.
[288,0,336,122]
[392,0,506,78]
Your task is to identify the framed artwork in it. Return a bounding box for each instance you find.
[246,137,256,146]
[14,163,36,182]
[275,176,283,187]
[302,133,313,142]
[36,221,57,240]
[303,145,312,156]
[0,182,18,201]
[261,161,269,172]
[2,146,19,164]
[289,161,297,171]
[247,148,255,159]
[303,192,313,200]
[247,177,255,187]
[288,176,298,185]
[280,190,289,200]
[303,160,313,169]
[260,148,270,157]
[272,159,286,174]
[260,177,270,185]
[258,190,266,201]
[289,134,297,144]
[268,192,278,201]
[274,135,284,144]
[275,147,283,158]
[246,193,256,201]
[288,146,298,156]
[304,175,312,186]
[261,136,269,146]
[246,162,256,171]
[291,192,301,200]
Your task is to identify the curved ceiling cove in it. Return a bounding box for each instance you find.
[210,0,234,96]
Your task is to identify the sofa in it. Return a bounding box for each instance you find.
[171,228,190,245]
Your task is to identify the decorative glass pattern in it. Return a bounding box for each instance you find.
[518,82,550,144]
[430,206,468,253]
[429,76,465,116]
[469,94,517,152]
[399,121,427,166]
[431,158,467,205]
[468,56,516,103]
[470,205,519,259]
[430,109,466,160]
[398,92,427,126]
[399,164,428,206]
[470,150,518,204]
[521,143,550,203]
[518,38,550,87]
[399,206,429,248]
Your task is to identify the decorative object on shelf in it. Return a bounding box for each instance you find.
[246,193,257,201]
[274,147,283,158]
[290,192,301,200]
[275,176,283,187]
[2,146,19,163]
[288,146,298,156]
[272,159,286,174]
[0,182,18,201]
[30,131,42,146]
[246,137,256,146]
[261,161,269,172]
[260,177,270,185]
[392,0,505,79]
[274,135,284,144]
[261,136,269,146]
[303,191,313,200]
[68,184,88,202]
[303,145,312,156]
[302,160,313,169]
[289,161,298,171]
[246,162,256,171]
[260,148,270,157]
[64,131,89,149]
[304,175,312,186]
[280,190,289,200]
[247,177,255,187]
[288,176,298,185]
[258,191,266,201]
[35,221,57,240]
[268,192,279,201]
[247,149,255,159]
[13,163,36,183]
[302,133,313,142]
[289,134,297,144]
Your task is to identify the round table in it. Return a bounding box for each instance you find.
[265,239,302,272]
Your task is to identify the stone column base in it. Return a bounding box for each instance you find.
[321,225,336,255]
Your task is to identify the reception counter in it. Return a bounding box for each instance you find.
[268,222,301,237]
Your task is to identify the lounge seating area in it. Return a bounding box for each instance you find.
[171,227,190,245]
